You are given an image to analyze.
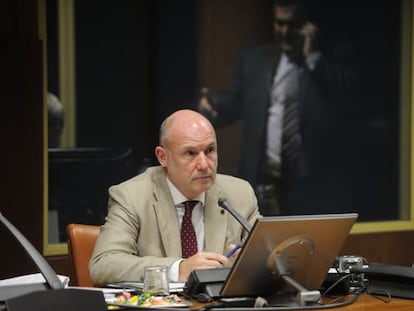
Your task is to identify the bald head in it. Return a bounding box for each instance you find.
[159,109,216,146]
[155,109,218,199]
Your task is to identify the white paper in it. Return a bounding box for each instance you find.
[0,273,70,288]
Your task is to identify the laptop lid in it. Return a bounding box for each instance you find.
[220,213,358,297]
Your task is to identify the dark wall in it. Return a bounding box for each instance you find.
[0,0,44,278]
[75,0,151,153]
[73,0,198,165]
[156,0,198,121]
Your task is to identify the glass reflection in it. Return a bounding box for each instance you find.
[46,0,410,246]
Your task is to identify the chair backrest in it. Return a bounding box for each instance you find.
[66,224,100,287]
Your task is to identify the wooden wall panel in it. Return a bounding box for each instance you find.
[341,231,414,266]
[47,256,74,284]
[197,0,273,175]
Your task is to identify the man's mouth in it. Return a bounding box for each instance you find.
[194,175,212,182]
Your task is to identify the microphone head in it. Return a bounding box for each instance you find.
[218,197,226,207]
[217,197,252,233]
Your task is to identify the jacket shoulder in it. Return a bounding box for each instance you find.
[108,166,163,196]
[240,42,279,59]
[215,173,254,191]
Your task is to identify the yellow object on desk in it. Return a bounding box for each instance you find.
[107,292,192,309]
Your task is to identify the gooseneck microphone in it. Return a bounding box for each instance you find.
[0,211,109,309]
[218,198,252,233]
[0,211,65,290]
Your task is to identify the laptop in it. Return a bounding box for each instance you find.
[219,213,358,298]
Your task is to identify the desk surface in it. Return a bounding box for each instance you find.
[118,294,414,310]
[196,294,413,311]
[316,294,413,311]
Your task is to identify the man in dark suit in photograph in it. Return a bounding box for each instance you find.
[199,0,360,216]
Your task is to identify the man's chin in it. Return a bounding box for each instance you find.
[194,177,213,191]
[281,44,295,54]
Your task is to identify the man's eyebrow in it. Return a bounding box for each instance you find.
[205,142,217,148]
[179,142,216,151]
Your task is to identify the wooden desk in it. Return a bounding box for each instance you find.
[116,294,414,310]
[191,294,414,311]
[319,294,414,311]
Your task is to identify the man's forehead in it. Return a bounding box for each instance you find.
[169,119,213,138]
[177,135,216,149]
[275,6,296,17]
[274,3,306,22]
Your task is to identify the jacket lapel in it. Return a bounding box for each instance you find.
[204,185,228,254]
[152,169,182,257]
[150,168,230,257]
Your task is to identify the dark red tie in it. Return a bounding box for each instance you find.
[181,201,198,258]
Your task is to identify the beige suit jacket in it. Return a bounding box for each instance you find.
[89,166,260,286]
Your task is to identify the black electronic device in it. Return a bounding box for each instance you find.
[184,267,230,299]
[319,269,352,296]
[353,263,414,299]
[0,212,107,311]
[183,198,250,301]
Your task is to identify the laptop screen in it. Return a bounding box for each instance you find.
[220,213,358,297]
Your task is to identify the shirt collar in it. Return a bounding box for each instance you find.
[165,177,206,206]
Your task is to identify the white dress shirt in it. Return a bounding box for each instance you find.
[266,52,321,177]
[266,53,298,177]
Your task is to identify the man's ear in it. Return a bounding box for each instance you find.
[155,146,167,167]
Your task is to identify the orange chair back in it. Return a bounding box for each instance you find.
[66,223,100,287]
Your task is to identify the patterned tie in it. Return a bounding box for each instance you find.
[281,65,302,187]
[181,201,198,258]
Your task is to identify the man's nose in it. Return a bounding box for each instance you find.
[196,152,208,169]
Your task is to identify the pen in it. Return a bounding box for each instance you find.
[226,243,241,258]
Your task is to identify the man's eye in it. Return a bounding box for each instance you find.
[206,147,215,154]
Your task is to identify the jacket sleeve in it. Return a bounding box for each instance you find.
[89,185,179,286]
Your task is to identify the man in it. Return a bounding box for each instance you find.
[89,109,260,286]
[199,0,359,216]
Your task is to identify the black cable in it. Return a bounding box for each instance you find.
[366,288,392,303]
[321,274,352,298]
[180,291,213,303]
[195,293,361,311]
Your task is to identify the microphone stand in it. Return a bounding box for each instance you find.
[218,198,252,233]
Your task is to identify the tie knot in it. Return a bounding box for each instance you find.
[183,200,198,211]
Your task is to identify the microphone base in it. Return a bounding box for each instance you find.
[183,267,230,299]
[4,288,107,311]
